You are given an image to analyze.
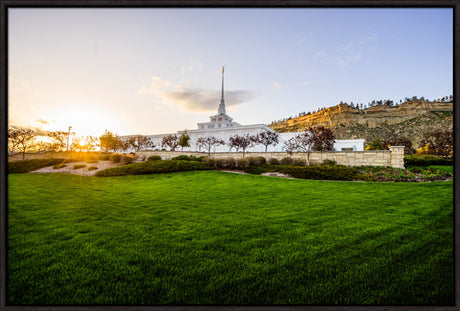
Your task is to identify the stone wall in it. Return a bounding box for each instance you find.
[137,146,405,169]
[9,147,406,169]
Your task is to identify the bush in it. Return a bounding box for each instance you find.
[53,163,67,169]
[88,166,98,171]
[147,155,162,161]
[73,164,87,169]
[247,156,267,166]
[321,159,337,166]
[8,158,66,173]
[99,154,111,161]
[268,158,280,165]
[280,157,294,165]
[120,155,134,165]
[274,165,361,181]
[236,158,249,169]
[202,157,216,168]
[215,157,237,169]
[404,155,452,167]
[292,158,307,166]
[95,160,211,177]
[110,153,122,163]
[171,155,205,162]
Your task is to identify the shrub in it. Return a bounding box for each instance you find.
[73,164,87,169]
[86,160,99,164]
[171,155,192,161]
[53,163,67,169]
[268,158,280,165]
[95,160,211,177]
[120,155,134,165]
[292,158,307,166]
[147,155,162,161]
[88,166,98,171]
[213,157,237,169]
[404,155,452,167]
[321,159,337,166]
[8,158,66,173]
[236,158,249,169]
[280,157,294,165]
[99,154,111,161]
[171,155,205,162]
[247,156,267,166]
[274,165,360,181]
[110,153,123,163]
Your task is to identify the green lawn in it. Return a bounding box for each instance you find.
[8,171,453,305]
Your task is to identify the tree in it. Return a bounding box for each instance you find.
[311,126,335,151]
[99,130,121,153]
[48,131,69,151]
[284,127,335,165]
[197,136,225,156]
[178,130,191,151]
[382,136,415,155]
[8,128,36,160]
[161,134,179,151]
[127,135,153,152]
[255,130,279,152]
[365,138,385,151]
[419,130,453,159]
[228,134,257,157]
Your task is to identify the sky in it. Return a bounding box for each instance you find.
[8,8,453,137]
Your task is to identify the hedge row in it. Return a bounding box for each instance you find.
[8,158,66,173]
[95,160,211,177]
[244,163,364,181]
[404,155,452,167]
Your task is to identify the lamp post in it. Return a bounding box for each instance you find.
[67,126,72,152]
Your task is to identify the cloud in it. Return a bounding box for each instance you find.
[37,118,50,124]
[139,77,257,112]
[270,82,283,90]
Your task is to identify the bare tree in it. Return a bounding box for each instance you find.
[8,128,36,160]
[228,134,257,157]
[197,136,225,156]
[254,130,279,152]
[161,134,179,151]
[47,131,69,152]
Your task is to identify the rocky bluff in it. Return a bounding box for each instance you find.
[269,100,453,146]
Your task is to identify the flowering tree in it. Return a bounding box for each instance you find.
[255,130,279,152]
[284,126,335,165]
[228,134,257,157]
[197,136,225,156]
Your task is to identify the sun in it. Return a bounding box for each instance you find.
[47,105,120,137]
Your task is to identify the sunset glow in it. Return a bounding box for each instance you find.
[8,8,452,138]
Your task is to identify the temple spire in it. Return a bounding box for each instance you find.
[218,66,226,115]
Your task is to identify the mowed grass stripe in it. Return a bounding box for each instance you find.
[7,171,453,305]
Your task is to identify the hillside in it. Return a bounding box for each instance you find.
[269,100,453,146]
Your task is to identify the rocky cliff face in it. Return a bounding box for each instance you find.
[269,100,453,145]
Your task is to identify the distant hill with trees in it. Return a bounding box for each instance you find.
[269,97,453,155]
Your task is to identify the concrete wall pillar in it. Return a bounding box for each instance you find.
[389,146,405,169]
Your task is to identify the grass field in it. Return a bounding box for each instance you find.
[7,171,454,305]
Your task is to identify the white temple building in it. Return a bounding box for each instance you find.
[123,68,364,153]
